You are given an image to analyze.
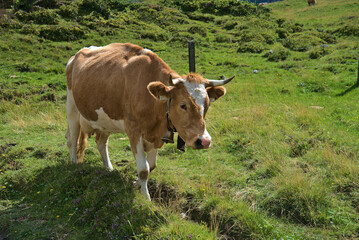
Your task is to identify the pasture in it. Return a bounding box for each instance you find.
[1,0,359,239]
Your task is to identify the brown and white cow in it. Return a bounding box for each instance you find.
[65,43,234,200]
[308,0,317,6]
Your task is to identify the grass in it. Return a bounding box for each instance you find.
[1,0,359,239]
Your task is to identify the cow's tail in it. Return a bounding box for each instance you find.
[77,129,87,163]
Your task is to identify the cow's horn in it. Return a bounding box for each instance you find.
[168,74,183,86]
[205,75,235,87]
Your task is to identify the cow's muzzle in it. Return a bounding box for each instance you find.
[195,137,211,149]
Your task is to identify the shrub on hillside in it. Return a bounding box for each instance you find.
[39,25,87,41]
[308,45,331,59]
[282,32,325,52]
[238,17,277,30]
[58,2,79,19]
[215,34,230,43]
[237,42,264,53]
[188,25,207,37]
[263,45,290,62]
[236,29,265,43]
[107,0,138,11]
[58,0,135,20]
[234,18,277,45]
[140,29,169,41]
[186,12,215,22]
[223,20,238,30]
[14,0,59,11]
[20,24,40,35]
[276,28,288,39]
[137,5,188,27]
[261,29,277,44]
[202,0,269,16]
[315,32,336,44]
[0,16,22,29]
[78,0,111,18]
[333,24,359,37]
[281,21,303,33]
[166,0,269,16]
[14,8,59,24]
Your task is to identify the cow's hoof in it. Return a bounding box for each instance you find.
[141,190,151,201]
[133,179,141,190]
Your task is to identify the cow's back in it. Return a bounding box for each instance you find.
[66,43,172,123]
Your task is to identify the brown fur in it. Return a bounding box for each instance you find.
[66,42,228,155]
[139,170,149,180]
[183,73,206,84]
[308,0,317,6]
[207,86,226,102]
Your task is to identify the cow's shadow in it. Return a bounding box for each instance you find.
[1,160,166,239]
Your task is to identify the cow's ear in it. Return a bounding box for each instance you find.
[206,86,226,102]
[147,82,173,101]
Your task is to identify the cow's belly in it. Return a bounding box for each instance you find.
[80,107,126,133]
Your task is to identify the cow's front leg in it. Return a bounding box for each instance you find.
[147,148,158,172]
[131,137,151,200]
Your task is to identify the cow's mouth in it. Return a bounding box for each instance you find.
[185,136,211,150]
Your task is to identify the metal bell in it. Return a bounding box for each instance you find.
[162,130,174,143]
[177,136,186,152]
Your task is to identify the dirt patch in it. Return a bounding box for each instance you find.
[148,180,247,239]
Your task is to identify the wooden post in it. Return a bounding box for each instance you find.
[188,40,195,73]
[357,58,359,86]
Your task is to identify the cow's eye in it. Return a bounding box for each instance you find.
[180,103,187,110]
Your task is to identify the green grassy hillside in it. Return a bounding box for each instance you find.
[1,0,359,239]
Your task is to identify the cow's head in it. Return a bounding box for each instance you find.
[148,73,234,149]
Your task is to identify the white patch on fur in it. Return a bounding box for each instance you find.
[142,48,152,54]
[66,89,80,163]
[82,46,102,50]
[66,58,73,71]
[134,137,151,200]
[86,107,126,133]
[183,81,207,116]
[202,128,211,139]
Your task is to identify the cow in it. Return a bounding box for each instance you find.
[308,0,317,6]
[65,43,234,200]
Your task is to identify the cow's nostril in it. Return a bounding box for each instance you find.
[195,138,203,149]
[201,138,211,148]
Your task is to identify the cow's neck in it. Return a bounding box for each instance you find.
[162,99,176,144]
[141,100,168,149]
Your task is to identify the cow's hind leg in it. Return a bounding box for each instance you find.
[77,130,87,163]
[95,131,113,171]
[66,90,81,163]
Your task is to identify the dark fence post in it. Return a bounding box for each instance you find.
[188,40,195,73]
[177,41,196,152]
[357,58,359,86]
